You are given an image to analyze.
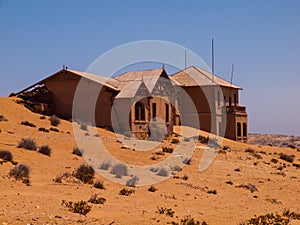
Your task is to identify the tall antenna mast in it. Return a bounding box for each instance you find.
[184,49,187,69]
[212,38,215,81]
[230,64,234,87]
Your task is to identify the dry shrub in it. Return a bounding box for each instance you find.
[72,147,83,156]
[9,164,30,182]
[0,150,13,161]
[50,115,60,126]
[74,164,94,184]
[110,163,128,178]
[18,138,37,150]
[38,145,51,156]
[94,180,105,189]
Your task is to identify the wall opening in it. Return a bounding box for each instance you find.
[135,101,145,121]
[237,122,241,137]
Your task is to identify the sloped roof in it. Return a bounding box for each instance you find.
[114,68,164,92]
[170,66,242,89]
[115,80,150,99]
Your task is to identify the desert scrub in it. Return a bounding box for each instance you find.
[119,188,135,196]
[72,147,83,156]
[171,138,180,144]
[182,157,192,165]
[74,164,94,184]
[94,180,105,189]
[49,127,59,132]
[176,215,207,225]
[88,194,106,204]
[148,185,158,192]
[126,175,139,187]
[62,200,92,215]
[20,120,36,127]
[0,115,8,122]
[157,167,168,177]
[110,163,128,178]
[80,123,88,131]
[38,145,51,156]
[99,161,111,170]
[239,209,300,225]
[157,207,175,217]
[279,153,294,163]
[50,115,60,126]
[162,146,174,153]
[18,138,37,150]
[38,127,49,133]
[0,150,13,162]
[9,164,30,184]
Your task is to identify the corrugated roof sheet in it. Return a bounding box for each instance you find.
[170,66,242,89]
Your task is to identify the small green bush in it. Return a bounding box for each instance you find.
[0,150,13,161]
[88,194,106,204]
[119,188,135,196]
[18,138,37,150]
[21,120,36,127]
[38,145,51,156]
[62,200,92,215]
[50,115,60,126]
[74,164,94,184]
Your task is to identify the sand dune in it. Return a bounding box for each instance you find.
[0,97,300,225]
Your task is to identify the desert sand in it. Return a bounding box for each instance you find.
[0,97,300,225]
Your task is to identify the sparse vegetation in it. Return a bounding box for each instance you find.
[38,145,51,156]
[50,115,60,126]
[178,215,206,225]
[279,153,294,163]
[236,183,258,192]
[38,127,49,132]
[72,147,83,156]
[74,164,95,184]
[182,157,192,165]
[94,180,105,189]
[271,158,278,164]
[0,150,13,161]
[245,148,255,154]
[119,188,135,196]
[18,138,37,150]
[171,165,182,172]
[80,123,88,131]
[88,194,106,204]
[292,163,300,168]
[50,127,59,132]
[39,115,46,119]
[0,115,8,122]
[126,175,139,187]
[99,161,111,170]
[149,166,159,173]
[157,167,168,177]
[157,207,175,217]
[62,200,92,215]
[171,138,180,144]
[54,172,72,183]
[21,120,36,127]
[182,175,189,181]
[239,209,300,225]
[148,185,158,192]
[110,163,128,178]
[226,180,233,185]
[9,164,30,184]
[162,146,174,153]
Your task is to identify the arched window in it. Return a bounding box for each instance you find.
[135,102,145,121]
[237,122,241,137]
[243,123,247,137]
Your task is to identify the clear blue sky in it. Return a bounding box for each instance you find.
[1,0,299,136]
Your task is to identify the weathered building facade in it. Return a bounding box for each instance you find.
[16,66,247,142]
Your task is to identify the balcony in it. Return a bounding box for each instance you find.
[226,106,247,114]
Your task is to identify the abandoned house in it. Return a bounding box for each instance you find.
[15,66,248,142]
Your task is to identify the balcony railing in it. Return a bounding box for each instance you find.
[226,106,246,113]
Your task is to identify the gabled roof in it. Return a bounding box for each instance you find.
[170,66,242,89]
[114,68,165,92]
[115,80,150,99]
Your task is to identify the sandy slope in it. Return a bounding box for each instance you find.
[0,97,300,225]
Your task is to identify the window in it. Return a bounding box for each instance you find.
[165,103,169,123]
[229,96,232,106]
[152,103,156,119]
[234,94,237,106]
[135,102,145,121]
[217,91,220,108]
[237,122,241,137]
[224,95,226,104]
[243,123,247,137]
